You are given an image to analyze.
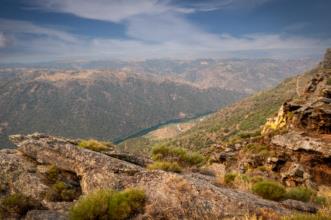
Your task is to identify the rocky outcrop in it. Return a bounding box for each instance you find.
[281,199,318,213]
[262,49,331,135]
[271,131,331,158]
[260,49,331,186]
[0,149,49,201]
[0,133,297,219]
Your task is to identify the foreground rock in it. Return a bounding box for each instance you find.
[0,133,295,219]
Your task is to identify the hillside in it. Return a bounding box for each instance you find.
[119,63,316,154]
[0,69,242,148]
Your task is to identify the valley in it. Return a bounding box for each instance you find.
[0,58,317,148]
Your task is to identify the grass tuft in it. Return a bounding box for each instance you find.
[69,188,145,220]
[224,173,237,186]
[252,180,286,201]
[285,187,315,202]
[45,181,78,202]
[151,145,205,167]
[78,139,113,152]
[147,161,182,173]
[0,193,41,218]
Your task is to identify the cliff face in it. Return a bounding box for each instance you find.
[260,49,331,186]
[263,48,331,134]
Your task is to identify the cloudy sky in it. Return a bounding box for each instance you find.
[0,0,330,63]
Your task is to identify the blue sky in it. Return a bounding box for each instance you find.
[0,0,330,63]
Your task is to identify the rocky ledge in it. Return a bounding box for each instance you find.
[0,133,300,219]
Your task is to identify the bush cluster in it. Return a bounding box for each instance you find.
[45,165,60,183]
[45,181,78,202]
[69,188,146,220]
[282,213,331,220]
[252,180,319,204]
[78,139,113,152]
[327,78,331,86]
[151,145,205,167]
[285,186,315,202]
[252,180,286,201]
[243,143,269,157]
[224,173,237,185]
[0,193,42,218]
[148,161,182,173]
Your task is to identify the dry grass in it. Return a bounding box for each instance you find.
[78,139,113,152]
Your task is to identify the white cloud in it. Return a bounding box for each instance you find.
[0,19,76,42]
[177,0,273,12]
[28,0,191,22]
[0,33,9,48]
[1,19,329,63]
[283,22,310,32]
[28,0,272,20]
[0,0,329,62]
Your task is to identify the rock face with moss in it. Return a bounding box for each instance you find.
[0,133,298,219]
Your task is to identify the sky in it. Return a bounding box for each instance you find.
[0,0,330,63]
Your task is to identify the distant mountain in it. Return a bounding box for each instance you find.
[0,69,242,147]
[126,58,318,93]
[1,58,318,93]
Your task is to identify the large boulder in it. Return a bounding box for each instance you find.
[7,133,293,219]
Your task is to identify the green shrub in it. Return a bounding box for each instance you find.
[282,213,331,220]
[244,143,269,157]
[285,187,315,202]
[78,139,113,152]
[327,78,331,85]
[224,173,237,185]
[147,161,182,173]
[45,181,78,202]
[0,193,41,218]
[151,145,205,167]
[69,188,145,220]
[252,180,286,201]
[314,196,328,206]
[108,188,145,219]
[45,165,60,183]
[0,182,6,193]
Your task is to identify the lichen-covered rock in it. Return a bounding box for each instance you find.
[0,149,49,201]
[7,133,293,219]
[281,199,318,213]
[280,163,313,187]
[271,131,331,157]
[24,210,66,220]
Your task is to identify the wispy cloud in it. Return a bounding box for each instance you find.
[28,0,193,22]
[0,0,329,62]
[0,19,76,42]
[1,18,329,63]
[283,22,310,32]
[176,0,273,12]
[27,0,273,23]
[0,32,9,48]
